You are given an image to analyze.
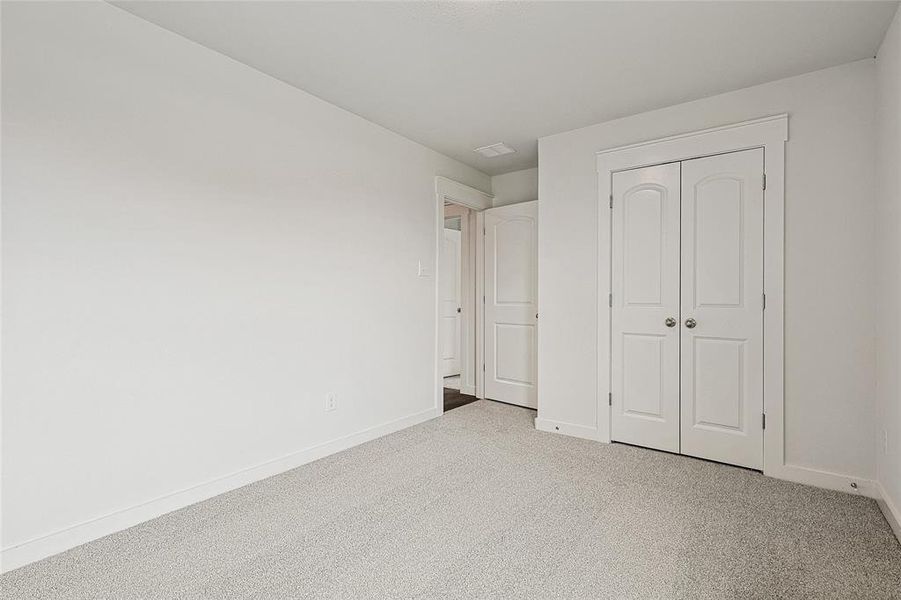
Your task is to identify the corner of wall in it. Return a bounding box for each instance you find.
[874,2,901,544]
[490,167,539,207]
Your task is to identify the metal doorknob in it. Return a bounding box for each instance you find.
[684,318,697,329]
[665,317,677,328]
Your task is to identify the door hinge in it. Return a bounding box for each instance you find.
[762,293,766,310]
[608,293,613,308]
[762,173,767,191]
[609,194,613,209]
[762,413,767,430]
[483,295,485,304]
[608,392,613,407]
[483,363,486,372]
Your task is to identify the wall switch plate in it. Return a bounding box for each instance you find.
[325,394,337,412]
[417,260,431,278]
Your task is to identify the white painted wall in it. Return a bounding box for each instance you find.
[1,1,490,569]
[538,60,878,483]
[875,5,901,531]
[490,168,538,207]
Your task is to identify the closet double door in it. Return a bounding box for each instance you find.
[610,148,764,470]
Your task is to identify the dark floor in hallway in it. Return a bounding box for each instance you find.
[443,386,477,412]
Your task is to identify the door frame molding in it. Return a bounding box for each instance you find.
[435,177,492,414]
[596,114,788,479]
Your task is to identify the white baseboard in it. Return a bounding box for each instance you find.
[533,418,885,502]
[533,420,883,504]
[535,417,608,442]
[0,407,440,574]
[766,463,880,499]
[533,419,898,541]
[876,481,901,544]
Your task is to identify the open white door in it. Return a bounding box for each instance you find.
[611,163,682,453]
[680,148,764,470]
[484,201,538,408]
[440,228,462,377]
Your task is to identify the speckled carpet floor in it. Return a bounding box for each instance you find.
[3,400,900,599]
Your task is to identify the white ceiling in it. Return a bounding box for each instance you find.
[114,1,898,175]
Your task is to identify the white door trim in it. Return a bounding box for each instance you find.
[596,115,789,481]
[435,177,493,414]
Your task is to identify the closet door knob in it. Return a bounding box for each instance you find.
[684,318,697,329]
[664,317,677,328]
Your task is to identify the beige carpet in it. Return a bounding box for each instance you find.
[3,400,900,599]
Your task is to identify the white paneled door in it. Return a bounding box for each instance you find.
[611,163,682,453]
[440,228,462,377]
[484,201,538,408]
[610,148,764,470]
[680,149,764,470]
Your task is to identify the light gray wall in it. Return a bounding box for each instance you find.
[1,1,490,566]
[875,5,901,527]
[490,168,538,207]
[538,60,878,482]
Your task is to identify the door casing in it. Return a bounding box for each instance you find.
[596,115,788,481]
[435,177,493,414]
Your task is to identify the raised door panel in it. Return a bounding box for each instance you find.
[494,323,534,385]
[494,219,535,305]
[611,164,681,453]
[680,149,764,470]
[624,187,665,306]
[693,177,744,308]
[691,337,745,432]
[622,333,666,421]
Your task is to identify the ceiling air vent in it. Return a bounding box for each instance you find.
[474,142,516,158]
